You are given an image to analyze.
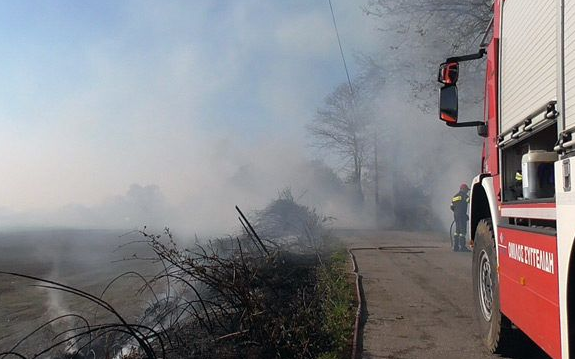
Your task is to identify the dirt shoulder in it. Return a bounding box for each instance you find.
[339,230,548,359]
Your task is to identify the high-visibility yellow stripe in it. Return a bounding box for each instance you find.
[452,195,462,202]
[515,172,523,181]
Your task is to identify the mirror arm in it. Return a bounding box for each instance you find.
[446,121,484,128]
[445,49,486,64]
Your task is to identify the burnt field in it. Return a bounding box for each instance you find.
[0,228,159,356]
[0,195,353,359]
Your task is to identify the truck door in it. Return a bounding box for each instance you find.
[555,3,575,356]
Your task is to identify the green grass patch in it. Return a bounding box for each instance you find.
[317,249,356,359]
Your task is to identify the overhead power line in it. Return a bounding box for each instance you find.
[328,0,354,96]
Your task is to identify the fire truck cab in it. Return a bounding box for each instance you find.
[438,1,575,358]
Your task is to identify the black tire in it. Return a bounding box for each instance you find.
[472,218,511,353]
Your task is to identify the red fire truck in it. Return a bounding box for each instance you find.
[438,1,575,358]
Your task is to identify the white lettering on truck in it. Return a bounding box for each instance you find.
[507,242,554,274]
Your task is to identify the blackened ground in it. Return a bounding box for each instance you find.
[0,229,159,356]
[338,229,550,359]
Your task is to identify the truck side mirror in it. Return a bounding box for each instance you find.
[438,62,459,85]
[439,85,458,124]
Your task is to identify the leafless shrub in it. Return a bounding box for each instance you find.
[253,188,333,252]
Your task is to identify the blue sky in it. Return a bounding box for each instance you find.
[0,1,380,219]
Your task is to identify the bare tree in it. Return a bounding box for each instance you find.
[364,0,493,52]
[308,83,374,201]
[361,0,493,113]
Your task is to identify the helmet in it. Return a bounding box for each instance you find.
[460,183,469,190]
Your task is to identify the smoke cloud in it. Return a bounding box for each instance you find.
[0,1,485,235]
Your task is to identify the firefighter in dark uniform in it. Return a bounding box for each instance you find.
[451,183,470,252]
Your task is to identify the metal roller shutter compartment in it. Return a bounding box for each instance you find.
[564,0,575,132]
[500,0,557,133]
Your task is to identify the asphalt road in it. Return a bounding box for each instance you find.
[340,230,551,359]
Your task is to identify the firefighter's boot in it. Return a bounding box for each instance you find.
[453,234,460,251]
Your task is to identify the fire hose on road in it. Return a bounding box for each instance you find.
[347,245,440,359]
[347,248,364,359]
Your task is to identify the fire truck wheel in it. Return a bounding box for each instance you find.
[472,218,511,353]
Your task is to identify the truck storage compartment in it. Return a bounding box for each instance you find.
[521,150,557,199]
[502,123,557,202]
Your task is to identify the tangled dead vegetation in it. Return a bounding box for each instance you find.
[253,188,333,252]
[1,190,353,359]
